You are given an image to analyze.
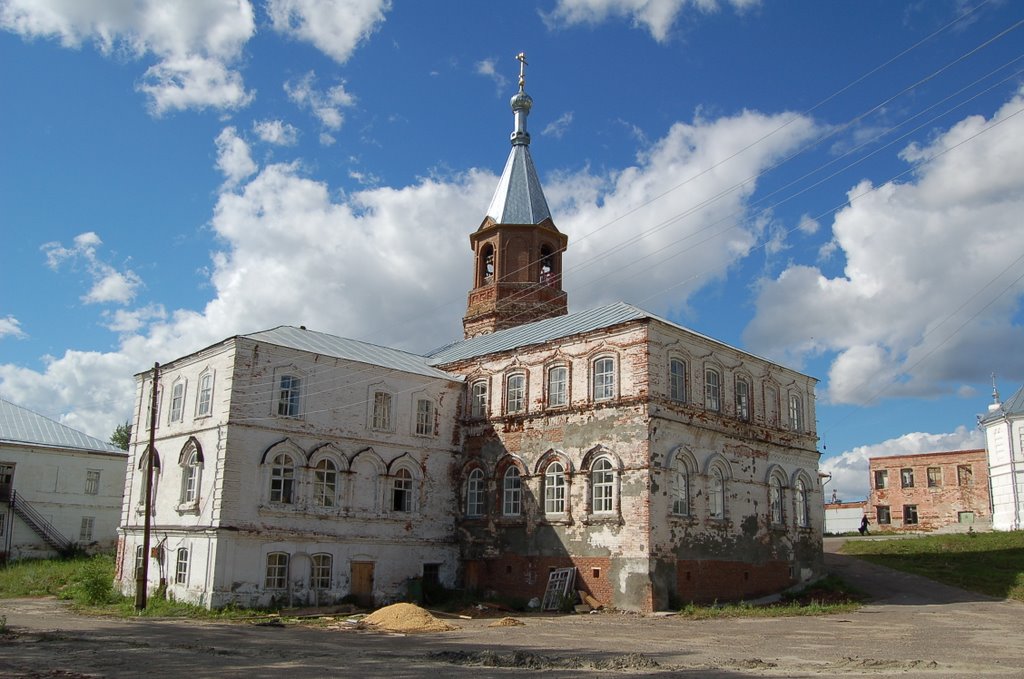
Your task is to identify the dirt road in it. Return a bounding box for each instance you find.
[2,539,1022,678]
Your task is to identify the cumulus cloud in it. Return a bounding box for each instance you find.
[542,0,759,43]
[0,108,815,438]
[215,126,258,188]
[821,426,984,502]
[253,119,299,146]
[0,0,256,114]
[475,58,509,95]
[744,86,1024,405]
[0,315,26,339]
[42,232,142,305]
[267,0,390,63]
[285,71,356,131]
[543,111,574,138]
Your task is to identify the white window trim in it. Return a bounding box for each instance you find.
[591,356,617,402]
[546,365,569,409]
[195,370,214,418]
[465,468,485,518]
[505,372,526,414]
[371,390,394,432]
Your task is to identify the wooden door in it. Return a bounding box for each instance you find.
[350,561,374,607]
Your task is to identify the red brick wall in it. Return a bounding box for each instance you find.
[472,554,613,606]
[675,559,792,604]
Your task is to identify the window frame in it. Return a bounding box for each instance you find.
[415,397,434,436]
[502,466,522,517]
[874,469,888,490]
[265,552,289,590]
[900,468,915,489]
[546,365,568,409]
[903,504,919,525]
[669,358,687,403]
[180,450,201,506]
[196,371,213,418]
[592,356,616,402]
[544,462,566,515]
[84,469,101,495]
[269,453,296,505]
[876,505,891,524]
[312,458,338,508]
[372,390,393,431]
[169,380,186,423]
[788,392,804,432]
[704,368,721,412]
[735,376,751,421]
[175,547,189,585]
[769,475,785,526]
[310,553,332,590]
[276,374,302,418]
[795,478,809,528]
[505,372,526,414]
[709,467,726,520]
[591,457,615,514]
[926,466,942,488]
[957,464,974,486]
[671,455,691,517]
[391,468,415,513]
[465,468,485,518]
[79,515,95,542]
[470,380,489,419]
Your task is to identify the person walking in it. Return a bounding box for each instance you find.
[859,515,870,536]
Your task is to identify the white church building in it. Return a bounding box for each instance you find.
[980,384,1024,531]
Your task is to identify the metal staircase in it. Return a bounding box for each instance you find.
[7,490,74,553]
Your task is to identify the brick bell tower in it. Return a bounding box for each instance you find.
[463,53,568,339]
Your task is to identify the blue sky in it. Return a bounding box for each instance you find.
[2,0,1023,501]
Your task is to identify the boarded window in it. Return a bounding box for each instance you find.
[957,465,973,486]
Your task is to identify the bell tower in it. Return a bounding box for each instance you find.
[463,53,568,338]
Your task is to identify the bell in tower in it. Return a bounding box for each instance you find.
[463,53,569,338]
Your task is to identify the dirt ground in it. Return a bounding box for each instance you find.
[2,539,1022,678]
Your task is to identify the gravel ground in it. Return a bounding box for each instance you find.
[1,539,1021,678]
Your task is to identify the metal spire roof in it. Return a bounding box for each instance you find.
[980,383,1024,424]
[483,53,553,226]
[0,397,125,455]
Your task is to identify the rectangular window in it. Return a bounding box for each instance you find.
[704,369,720,411]
[958,511,975,524]
[471,381,488,418]
[735,378,750,420]
[175,548,189,585]
[547,366,567,408]
[903,504,919,525]
[134,545,145,578]
[277,375,301,417]
[506,374,525,413]
[310,553,332,590]
[85,469,101,495]
[196,373,213,417]
[927,467,941,488]
[957,464,973,486]
[0,512,5,536]
[593,358,615,401]
[900,468,914,488]
[423,563,441,589]
[169,381,185,422]
[789,393,803,431]
[874,469,888,490]
[265,553,289,589]
[876,505,891,524]
[372,391,392,430]
[669,359,687,403]
[79,516,95,542]
[415,398,434,436]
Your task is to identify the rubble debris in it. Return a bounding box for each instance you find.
[487,617,525,627]
[360,603,457,633]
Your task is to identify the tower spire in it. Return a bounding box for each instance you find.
[510,52,532,146]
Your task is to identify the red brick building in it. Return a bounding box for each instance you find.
[867,450,991,532]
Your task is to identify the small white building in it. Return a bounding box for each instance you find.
[823,502,866,535]
[1,397,128,560]
[980,384,1024,531]
[116,328,464,609]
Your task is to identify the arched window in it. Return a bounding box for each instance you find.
[770,475,784,525]
[310,553,332,590]
[137,446,161,514]
[544,462,566,514]
[391,468,414,512]
[669,358,687,403]
[789,393,804,432]
[480,243,495,284]
[169,380,186,423]
[592,357,616,401]
[672,457,690,516]
[704,368,721,412]
[506,373,526,413]
[709,467,725,519]
[180,448,202,506]
[547,365,568,408]
[313,459,338,508]
[795,478,809,527]
[502,467,522,516]
[735,377,750,421]
[465,468,485,517]
[175,547,189,585]
[269,453,295,504]
[591,458,615,513]
[196,371,213,417]
[470,380,489,418]
[539,244,555,284]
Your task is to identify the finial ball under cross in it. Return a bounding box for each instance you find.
[516,52,528,89]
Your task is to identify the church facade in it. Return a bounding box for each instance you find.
[116,59,822,612]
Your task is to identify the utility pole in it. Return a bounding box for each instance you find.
[135,362,159,611]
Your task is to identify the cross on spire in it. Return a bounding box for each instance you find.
[516,52,528,90]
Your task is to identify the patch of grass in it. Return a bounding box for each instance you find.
[676,576,862,619]
[0,554,95,598]
[841,530,1024,602]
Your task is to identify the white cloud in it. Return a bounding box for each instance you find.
[0,315,26,339]
[542,111,574,138]
[41,232,142,305]
[215,126,258,188]
[821,426,984,502]
[475,58,509,95]
[253,119,299,146]
[0,0,256,114]
[745,87,1024,404]
[542,0,759,43]
[267,0,390,63]
[0,109,815,439]
[796,214,819,235]
[285,71,355,131]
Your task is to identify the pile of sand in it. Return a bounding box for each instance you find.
[487,617,525,627]
[361,603,457,633]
